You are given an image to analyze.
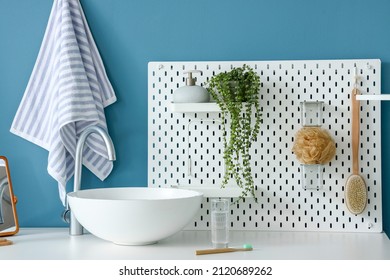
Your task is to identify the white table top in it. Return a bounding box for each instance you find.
[1,228,390,260]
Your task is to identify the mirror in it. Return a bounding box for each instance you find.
[0,156,19,236]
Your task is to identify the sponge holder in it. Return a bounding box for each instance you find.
[300,101,324,190]
[301,101,324,127]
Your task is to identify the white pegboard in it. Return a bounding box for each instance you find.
[148,59,382,233]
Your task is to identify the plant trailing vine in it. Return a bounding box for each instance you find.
[207,65,262,202]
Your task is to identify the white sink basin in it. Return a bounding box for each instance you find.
[67,187,203,245]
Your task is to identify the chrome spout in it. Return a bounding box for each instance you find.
[69,126,116,235]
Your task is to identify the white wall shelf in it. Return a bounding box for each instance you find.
[169,102,221,113]
[170,185,247,198]
[356,94,390,101]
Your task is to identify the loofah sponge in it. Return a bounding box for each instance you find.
[292,127,336,164]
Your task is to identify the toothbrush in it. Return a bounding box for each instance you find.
[196,244,253,255]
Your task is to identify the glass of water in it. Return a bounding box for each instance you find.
[211,198,229,248]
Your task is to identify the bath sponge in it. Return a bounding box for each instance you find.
[292,127,336,165]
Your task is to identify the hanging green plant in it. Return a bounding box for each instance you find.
[207,65,262,202]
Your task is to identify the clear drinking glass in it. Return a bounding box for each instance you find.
[211,198,229,248]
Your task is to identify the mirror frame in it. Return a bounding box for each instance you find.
[0,156,19,236]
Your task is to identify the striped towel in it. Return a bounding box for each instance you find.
[10,0,116,205]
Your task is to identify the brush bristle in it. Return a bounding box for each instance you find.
[242,244,252,249]
[345,175,367,215]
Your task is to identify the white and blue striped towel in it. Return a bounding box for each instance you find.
[10,0,117,205]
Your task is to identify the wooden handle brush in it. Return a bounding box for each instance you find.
[345,88,367,215]
[196,244,253,255]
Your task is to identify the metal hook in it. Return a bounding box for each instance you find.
[353,67,359,89]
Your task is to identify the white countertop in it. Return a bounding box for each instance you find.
[1,228,390,260]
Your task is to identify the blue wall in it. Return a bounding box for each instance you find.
[1,0,390,233]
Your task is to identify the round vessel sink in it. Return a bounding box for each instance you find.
[67,187,203,245]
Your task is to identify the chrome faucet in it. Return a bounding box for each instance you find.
[66,125,116,235]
